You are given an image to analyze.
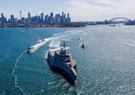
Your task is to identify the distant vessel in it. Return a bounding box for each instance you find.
[80,42,85,49]
[26,27,28,30]
[46,44,77,83]
[109,24,116,27]
[26,39,47,54]
[78,36,80,42]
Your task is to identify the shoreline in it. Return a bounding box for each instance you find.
[0,26,85,28]
[0,23,86,28]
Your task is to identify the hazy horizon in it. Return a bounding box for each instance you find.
[1,0,135,21]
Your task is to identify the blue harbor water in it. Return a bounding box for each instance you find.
[1,25,135,95]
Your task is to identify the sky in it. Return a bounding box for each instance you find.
[0,0,135,21]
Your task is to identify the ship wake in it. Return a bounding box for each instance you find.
[12,52,27,95]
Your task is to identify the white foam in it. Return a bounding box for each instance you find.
[48,31,74,49]
[77,81,87,95]
[29,40,49,53]
[39,89,45,94]
[48,81,56,85]
[28,36,64,53]
[49,40,61,48]
[12,52,27,95]
[52,30,83,41]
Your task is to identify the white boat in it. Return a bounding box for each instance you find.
[26,39,48,54]
[80,42,85,49]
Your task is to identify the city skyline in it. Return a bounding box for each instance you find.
[1,0,135,21]
[0,12,73,27]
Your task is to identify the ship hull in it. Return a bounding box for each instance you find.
[47,55,77,83]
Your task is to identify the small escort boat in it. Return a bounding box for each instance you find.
[26,39,48,54]
[26,47,33,53]
[80,42,85,49]
[46,43,77,83]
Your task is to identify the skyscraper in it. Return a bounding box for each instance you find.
[61,12,64,24]
[55,14,61,24]
[63,14,66,24]
[10,15,15,23]
[66,13,71,24]
[45,15,49,24]
[49,12,54,24]
[1,13,4,24]
[40,12,44,23]
[20,11,22,19]
[28,12,31,23]
[61,12,67,24]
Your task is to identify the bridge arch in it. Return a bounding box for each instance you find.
[108,17,132,23]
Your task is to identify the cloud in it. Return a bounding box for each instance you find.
[75,0,117,7]
[66,0,135,21]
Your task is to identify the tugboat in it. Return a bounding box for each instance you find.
[46,43,77,83]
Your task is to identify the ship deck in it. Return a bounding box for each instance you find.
[68,55,77,67]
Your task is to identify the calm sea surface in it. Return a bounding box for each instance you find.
[1,25,135,95]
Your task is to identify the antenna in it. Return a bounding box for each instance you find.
[63,41,66,47]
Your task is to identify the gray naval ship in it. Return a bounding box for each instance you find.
[46,43,77,83]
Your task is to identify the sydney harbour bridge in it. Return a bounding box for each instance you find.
[105,17,135,25]
[86,17,135,25]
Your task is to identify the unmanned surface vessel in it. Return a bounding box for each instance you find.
[26,39,48,54]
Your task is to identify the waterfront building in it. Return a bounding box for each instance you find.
[37,16,40,23]
[31,16,38,24]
